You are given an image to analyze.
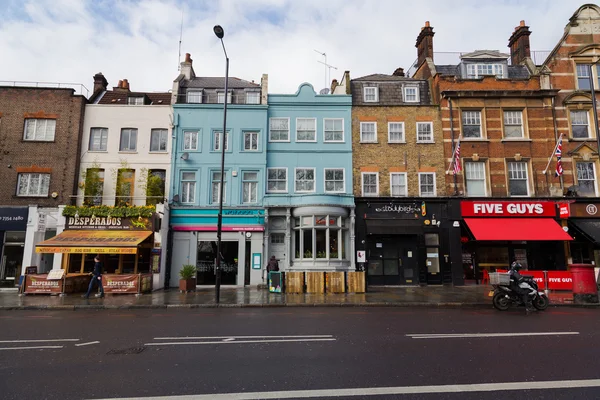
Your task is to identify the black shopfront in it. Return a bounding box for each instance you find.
[0,207,29,287]
[355,198,463,286]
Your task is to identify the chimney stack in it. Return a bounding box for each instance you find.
[93,72,108,94]
[392,67,405,77]
[180,52,195,80]
[415,21,435,67]
[508,20,532,66]
[113,79,130,92]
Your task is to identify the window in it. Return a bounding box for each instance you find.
[417,122,433,142]
[390,173,407,197]
[503,111,524,139]
[183,130,198,151]
[271,233,285,244]
[181,172,196,204]
[243,131,258,151]
[186,90,203,104]
[211,171,227,204]
[388,122,404,143]
[324,169,344,193]
[23,119,56,141]
[576,162,596,196]
[119,128,137,151]
[507,161,529,196]
[84,168,104,206]
[267,168,287,192]
[293,215,347,260]
[363,87,378,102]
[146,169,166,206]
[571,110,590,138]
[419,173,436,197]
[466,63,504,79]
[89,128,108,151]
[465,162,486,197]
[576,64,592,90]
[213,130,230,151]
[361,172,378,196]
[296,118,316,141]
[462,111,482,138]
[217,91,232,104]
[295,168,315,192]
[246,91,260,104]
[150,129,168,152]
[324,118,344,142]
[17,173,50,197]
[404,86,419,102]
[127,97,144,105]
[269,118,290,141]
[360,122,377,143]
[115,169,135,206]
[242,171,258,203]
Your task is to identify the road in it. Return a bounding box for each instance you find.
[1,307,600,399]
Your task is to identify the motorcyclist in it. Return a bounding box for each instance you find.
[508,261,535,312]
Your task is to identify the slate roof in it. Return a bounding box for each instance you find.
[182,77,260,89]
[353,74,418,81]
[97,91,171,105]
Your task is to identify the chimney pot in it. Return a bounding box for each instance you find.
[117,80,123,88]
[122,79,129,89]
[520,20,525,26]
[185,53,192,63]
[392,67,405,77]
[425,21,430,27]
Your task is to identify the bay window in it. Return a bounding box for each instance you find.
[293,215,348,260]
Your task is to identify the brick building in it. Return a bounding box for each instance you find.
[0,85,86,285]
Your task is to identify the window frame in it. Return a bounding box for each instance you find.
[241,171,259,204]
[210,170,227,204]
[182,130,199,151]
[127,97,144,105]
[361,172,379,197]
[180,171,197,204]
[387,122,405,143]
[363,86,379,102]
[570,110,591,139]
[243,131,259,151]
[403,86,419,103]
[217,91,232,104]
[294,167,316,193]
[23,118,56,142]
[507,161,530,197]
[269,117,290,142]
[186,90,203,104]
[576,161,598,197]
[212,130,231,152]
[503,110,525,139]
[245,91,261,104]
[416,122,434,143]
[360,122,377,143]
[119,128,138,152]
[418,172,436,197]
[295,118,317,142]
[88,127,108,151]
[461,110,483,139]
[150,128,168,152]
[16,173,51,197]
[575,63,593,91]
[464,161,487,197]
[466,63,504,79]
[390,172,408,197]
[323,118,344,142]
[324,168,345,193]
[266,168,288,193]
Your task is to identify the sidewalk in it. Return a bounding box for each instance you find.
[0,285,595,310]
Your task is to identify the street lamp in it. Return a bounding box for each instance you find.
[214,24,229,304]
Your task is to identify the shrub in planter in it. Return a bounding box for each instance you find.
[179,264,197,292]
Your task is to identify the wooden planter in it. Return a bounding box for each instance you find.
[326,271,345,293]
[347,271,365,293]
[179,278,196,292]
[285,272,304,293]
[305,272,324,294]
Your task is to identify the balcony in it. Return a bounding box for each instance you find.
[0,81,90,97]
[175,92,262,105]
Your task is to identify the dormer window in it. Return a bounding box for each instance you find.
[404,86,419,102]
[246,91,260,104]
[217,91,232,104]
[187,90,203,104]
[127,97,144,105]
[363,86,378,102]
[466,64,504,79]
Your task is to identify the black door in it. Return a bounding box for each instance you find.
[196,241,238,285]
[367,236,419,285]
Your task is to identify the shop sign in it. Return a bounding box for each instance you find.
[24,274,62,294]
[547,271,573,291]
[151,249,161,273]
[461,201,556,217]
[37,214,47,232]
[357,251,366,263]
[0,207,28,230]
[103,274,139,294]
[66,216,153,231]
[558,203,570,219]
[568,203,600,218]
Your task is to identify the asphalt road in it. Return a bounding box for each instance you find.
[1,307,600,400]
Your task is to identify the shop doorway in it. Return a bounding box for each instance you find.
[269,233,286,266]
[1,231,25,286]
[367,236,419,285]
[197,241,238,285]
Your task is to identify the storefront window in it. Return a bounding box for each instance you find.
[303,230,312,258]
[316,230,326,258]
[330,230,339,258]
[513,248,529,269]
[293,214,348,260]
[426,248,440,273]
[477,246,509,270]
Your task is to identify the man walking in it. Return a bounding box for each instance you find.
[83,255,104,299]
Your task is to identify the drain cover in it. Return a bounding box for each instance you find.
[106,347,146,355]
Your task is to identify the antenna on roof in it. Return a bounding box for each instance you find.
[178,9,184,71]
[314,49,338,90]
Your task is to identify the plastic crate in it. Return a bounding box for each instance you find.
[489,272,510,286]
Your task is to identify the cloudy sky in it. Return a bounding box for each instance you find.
[0,0,585,96]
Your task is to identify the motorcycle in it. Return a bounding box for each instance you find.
[489,272,549,311]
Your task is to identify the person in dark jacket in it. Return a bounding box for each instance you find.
[509,261,533,312]
[266,255,279,273]
[83,255,104,299]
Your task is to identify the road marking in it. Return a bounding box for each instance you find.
[90,378,600,399]
[154,335,333,340]
[0,346,64,351]
[406,331,579,339]
[0,339,80,343]
[145,338,336,346]
[75,341,100,347]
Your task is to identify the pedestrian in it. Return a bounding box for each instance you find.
[82,255,104,299]
[266,255,279,273]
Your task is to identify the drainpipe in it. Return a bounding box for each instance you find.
[448,97,458,195]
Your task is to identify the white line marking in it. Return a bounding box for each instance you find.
[145,338,337,346]
[154,335,333,340]
[88,378,600,399]
[0,339,80,343]
[75,341,100,347]
[406,331,579,339]
[222,338,235,342]
[0,346,64,351]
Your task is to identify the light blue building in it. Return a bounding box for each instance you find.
[264,83,355,272]
[168,53,268,287]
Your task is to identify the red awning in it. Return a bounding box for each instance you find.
[464,218,573,241]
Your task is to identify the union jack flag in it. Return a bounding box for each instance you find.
[555,137,563,177]
[452,140,462,175]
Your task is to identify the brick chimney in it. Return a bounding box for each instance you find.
[180,52,195,80]
[260,74,268,105]
[113,79,130,92]
[508,20,531,66]
[392,67,405,77]
[415,21,435,67]
[93,72,108,94]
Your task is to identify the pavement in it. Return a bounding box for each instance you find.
[0,284,595,310]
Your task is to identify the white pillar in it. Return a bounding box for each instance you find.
[350,208,356,270]
[285,208,291,270]
[21,206,38,275]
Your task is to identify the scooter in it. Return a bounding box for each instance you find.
[489,272,549,311]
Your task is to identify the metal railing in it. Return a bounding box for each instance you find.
[0,81,90,97]
[175,92,262,105]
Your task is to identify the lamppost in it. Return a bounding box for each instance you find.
[214,25,228,304]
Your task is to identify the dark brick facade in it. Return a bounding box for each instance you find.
[0,87,86,206]
[351,75,431,106]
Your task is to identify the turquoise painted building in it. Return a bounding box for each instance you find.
[168,54,268,287]
[264,83,355,272]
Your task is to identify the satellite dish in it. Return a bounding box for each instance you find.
[180,152,189,161]
[319,88,330,95]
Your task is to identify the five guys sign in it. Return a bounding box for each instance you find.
[461,201,556,217]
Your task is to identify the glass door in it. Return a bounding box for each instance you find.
[197,241,238,285]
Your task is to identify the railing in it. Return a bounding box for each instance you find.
[0,81,90,97]
[175,92,262,105]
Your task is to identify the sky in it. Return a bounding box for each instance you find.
[0,0,588,96]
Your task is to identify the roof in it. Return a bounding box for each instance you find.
[434,64,530,79]
[460,50,510,60]
[182,77,260,89]
[352,74,422,81]
[96,91,171,105]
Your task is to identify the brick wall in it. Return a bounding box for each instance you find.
[0,87,86,206]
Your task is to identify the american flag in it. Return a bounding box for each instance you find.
[555,137,563,177]
[452,140,462,175]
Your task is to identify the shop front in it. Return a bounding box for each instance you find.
[559,201,600,265]
[460,200,572,283]
[355,198,463,286]
[0,207,29,287]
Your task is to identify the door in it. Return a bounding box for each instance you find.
[269,233,286,267]
[197,241,238,285]
[367,236,419,285]
[1,245,24,282]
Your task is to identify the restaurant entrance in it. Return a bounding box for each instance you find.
[367,236,419,285]
[196,241,238,285]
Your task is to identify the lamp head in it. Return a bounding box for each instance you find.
[213,25,224,39]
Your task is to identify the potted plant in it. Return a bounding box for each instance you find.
[179,264,197,292]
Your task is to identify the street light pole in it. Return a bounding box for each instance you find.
[214,25,228,304]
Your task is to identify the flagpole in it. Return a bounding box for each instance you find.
[543,133,562,175]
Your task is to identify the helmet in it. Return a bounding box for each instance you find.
[510,261,522,271]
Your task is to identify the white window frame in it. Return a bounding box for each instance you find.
[269,117,290,142]
[23,118,56,141]
[17,173,50,197]
[243,131,259,151]
[404,86,419,102]
[211,170,227,204]
[217,91,232,104]
[466,63,504,79]
[361,172,379,197]
[464,161,487,197]
[127,97,144,105]
[213,130,230,151]
[324,168,345,193]
[295,118,317,142]
[119,128,137,152]
[180,171,196,204]
[462,110,482,139]
[387,122,405,143]
[186,90,203,104]
[363,86,378,102]
[507,161,530,197]
[570,110,591,139]
[294,168,316,193]
[576,64,593,91]
[323,118,344,142]
[183,130,198,151]
[418,172,436,197]
[242,171,259,204]
[360,122,377,143]
[416,122,434,143]
[390,172,408,197]
[267,167,288,193]
[88,127,108,151]
[503,110,524,139]
[246,91,260,104]
[576,162,598,197]
[150,129,168,152]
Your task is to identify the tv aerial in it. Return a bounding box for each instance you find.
[314,49,337,91]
